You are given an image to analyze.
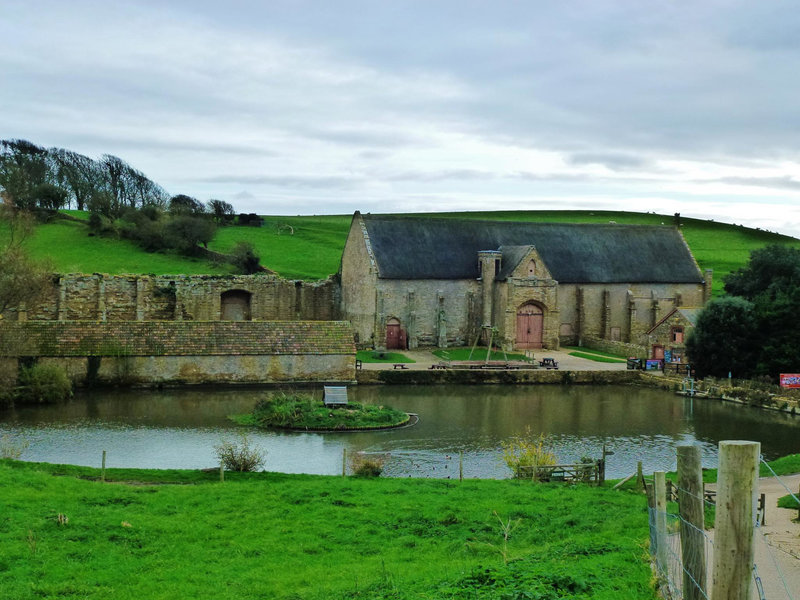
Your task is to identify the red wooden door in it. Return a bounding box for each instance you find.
[652,345,665,360]
[386,323,402,349]
[516,304,543,349]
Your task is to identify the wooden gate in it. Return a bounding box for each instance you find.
[516,303,544,349]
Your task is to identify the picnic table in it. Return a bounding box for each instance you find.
[539,357,559,370]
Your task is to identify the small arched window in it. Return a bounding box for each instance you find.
[527,259,536,277]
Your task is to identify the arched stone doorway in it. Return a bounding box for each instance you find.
[385,317,406,350]
[220,290,252,321]
[516,302,544,349]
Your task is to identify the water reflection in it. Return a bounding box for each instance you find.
[1,385,798,479]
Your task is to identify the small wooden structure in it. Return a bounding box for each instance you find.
[323,386,348,407]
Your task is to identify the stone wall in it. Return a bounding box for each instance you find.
[0,320,356,386]
[339,215,378,345]
[4,274,339,323]
[375,279,482,348]
[31,354,354,386]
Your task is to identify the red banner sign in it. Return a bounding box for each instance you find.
[779,373,800,389]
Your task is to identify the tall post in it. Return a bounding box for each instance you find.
[342,448,347,477]
[711,441,759,600]
[459,451,463,482]
[677,445,706,600]
[101,450,106,482]
[219,463,224,483]
[637,461,644,491]
[654,471,668,580]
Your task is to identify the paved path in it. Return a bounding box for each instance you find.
[704,473,800,599]
[360,348,630,372]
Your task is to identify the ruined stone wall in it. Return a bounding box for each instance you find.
[5,274,338,323]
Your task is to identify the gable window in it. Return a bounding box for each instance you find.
[671,326,684,343]
[527,259,536,277]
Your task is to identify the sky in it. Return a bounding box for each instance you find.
[3,0,800,237]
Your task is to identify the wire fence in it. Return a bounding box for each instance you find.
[645,450,800,600]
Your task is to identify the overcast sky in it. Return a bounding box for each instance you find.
[3,1,800,236]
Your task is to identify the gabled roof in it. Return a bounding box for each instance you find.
[359,214,704,283]
[647,307,704,334]
[0,321,356,357]
[496,245,535,279]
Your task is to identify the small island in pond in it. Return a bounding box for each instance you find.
[235,391,411,431]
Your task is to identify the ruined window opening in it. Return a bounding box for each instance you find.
[220,289,252,321]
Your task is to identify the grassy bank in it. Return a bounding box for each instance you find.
[0,460,656,600]
[433,348,530,362]
[5,210,798,287]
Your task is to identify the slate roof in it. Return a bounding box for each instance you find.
[647,307,704,334]
[0,321,355,357]
[359,214,704,283]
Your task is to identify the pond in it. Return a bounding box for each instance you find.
[1,384,798,479]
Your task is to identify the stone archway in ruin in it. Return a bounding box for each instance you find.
[220,290,252,321]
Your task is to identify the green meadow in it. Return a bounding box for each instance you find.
[2,210,798,290]
[0,460,656,600]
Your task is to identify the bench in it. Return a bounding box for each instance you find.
[539,358,559,370]
[323,386,348,407]
[429,362,449,370]
[393,363,409,370]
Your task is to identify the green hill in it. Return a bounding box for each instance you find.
[3,210,798,294]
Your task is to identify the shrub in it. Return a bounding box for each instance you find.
[501,429,557,480]
[0,434,29,459]
[214,433,266,472]
[16,363,72,404]
[230,241,261,274]
[348,452,384,477]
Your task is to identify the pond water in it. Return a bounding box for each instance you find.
[1,384,798,479]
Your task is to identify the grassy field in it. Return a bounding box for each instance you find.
[0,459,656,600]
[4,210,798,288]
[356,350,416,363]
[433,348,531,362]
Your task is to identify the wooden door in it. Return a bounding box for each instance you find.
[386,323,402,349]
[516,304,544,349]
[652,345,665,360]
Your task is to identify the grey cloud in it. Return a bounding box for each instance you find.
[706,176,800,191]
[567,153,650,171]
[198,174,362,190]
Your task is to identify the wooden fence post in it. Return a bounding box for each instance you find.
[101,450,106,482]
[219,462,224,483]
[711,441,760,600]
[342,448,347,477]
[677,444,706,600]
[654,471,668,579]
[459,451,463,482]
[637,461,644,491]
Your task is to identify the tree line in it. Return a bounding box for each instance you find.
[687,244,800,380]
[0,139,262,273]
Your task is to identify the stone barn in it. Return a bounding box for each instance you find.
[339,212,712,353]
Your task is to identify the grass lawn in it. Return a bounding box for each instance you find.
[563,346,627,360]
[357,350,416,363]
[568,351,628,363]
[0,460,656,600]
[434,348,531,362]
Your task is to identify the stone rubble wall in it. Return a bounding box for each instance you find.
[4,274,339,322]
